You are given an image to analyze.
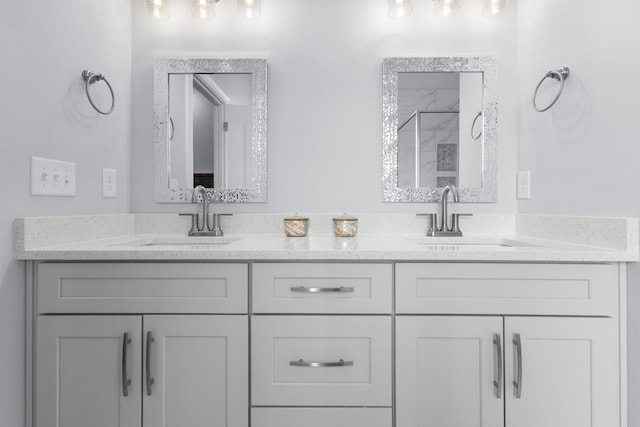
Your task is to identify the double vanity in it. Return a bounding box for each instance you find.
[15,213,638,427]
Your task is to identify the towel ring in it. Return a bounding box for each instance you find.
[532,66,570,112]
[82,69,115,115]
[470,111,482,140]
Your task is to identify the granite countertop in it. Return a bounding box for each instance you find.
[14,214,639,262]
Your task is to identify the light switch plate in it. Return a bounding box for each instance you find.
[30,157,76,196]
[517,171,531,200]
[102,168,117,198]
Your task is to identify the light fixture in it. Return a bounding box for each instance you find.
[481,0,508,16]
[388,0,507,19]
[146,0,170,20]
[388,0,413,19]
[146,0,262,20]
[192,0,216,19]
[237,0,261,19]
[433,0,461,17]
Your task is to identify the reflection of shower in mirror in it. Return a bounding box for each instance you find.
[396,71,483,190]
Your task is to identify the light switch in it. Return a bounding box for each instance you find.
[30,157,76,196]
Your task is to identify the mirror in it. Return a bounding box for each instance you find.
[382,57,497,202]
[154,58,267,203]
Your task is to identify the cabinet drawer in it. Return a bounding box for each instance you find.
[252,263,392,313]
[251,408,392,427]
[396,263,618,316]
[251,316,391,406]
[36,263,248,314]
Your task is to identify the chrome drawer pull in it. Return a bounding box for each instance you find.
[290,286,355,293]
[493,332,503,399]
[513,333,522,399]
[290,358,354,368]
[121,333,132,397]
[146,331,156,396]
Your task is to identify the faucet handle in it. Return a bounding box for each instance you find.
[179,213,198,235]
[418,213,438,236]
[208,213,233,235]
[451,213,473,233]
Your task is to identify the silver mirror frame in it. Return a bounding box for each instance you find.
[382,57,498,203]
[153,58,267,203]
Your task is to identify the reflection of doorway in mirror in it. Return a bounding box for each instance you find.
[168,74,194,190]
[169,73,253,190]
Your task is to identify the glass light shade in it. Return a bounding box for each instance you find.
[388,0,413,19]
[433,0,460,17]
[482,0,508,17]
[238,0,261,19]
[192,0,216,19]
[145,0,170,20]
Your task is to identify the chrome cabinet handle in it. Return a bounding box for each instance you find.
[121,333,132,397]
[493,333,503,399]
[145,331,156,396]
[290,286,355,293]
[289,358,354,367]
[513,333,522,398]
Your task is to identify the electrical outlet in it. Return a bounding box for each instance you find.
[31,157,76,196]
[102,168,117,198]
[517,171,531,200]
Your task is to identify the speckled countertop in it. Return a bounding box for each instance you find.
[13,214,639,262]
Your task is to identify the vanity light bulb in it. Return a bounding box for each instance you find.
[481,0,508,17]
[433,0,460,17]
[192,0,215,19]
[238,0,261,19]
[388,0,413,19]
[145,0,169,20]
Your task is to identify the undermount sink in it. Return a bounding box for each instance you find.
[408,237,539,248]
[115,237,241,247]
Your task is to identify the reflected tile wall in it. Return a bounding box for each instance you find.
[397,89,460,189]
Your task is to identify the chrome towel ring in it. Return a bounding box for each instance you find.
[470,111,482,140]
[82,69,115,115]
[532,66,570,112]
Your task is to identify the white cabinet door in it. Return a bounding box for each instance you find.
[505,317,619,427]
[36,316,142,427]
[143,315,249,427]
[395,316,504,427]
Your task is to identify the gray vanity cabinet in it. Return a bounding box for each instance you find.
[395,263,622,427]
[27,260,626,427]
[30,262,249,427]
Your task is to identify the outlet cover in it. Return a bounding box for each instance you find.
[102,168,117,198]
[31,157,76,196]
[517,171,531,200]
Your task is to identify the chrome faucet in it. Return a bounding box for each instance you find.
[180,185,230,236]
[420,185,470,237]
[193,185,209,232]
[439,185,459,232]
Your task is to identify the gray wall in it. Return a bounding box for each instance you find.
[516,0,640,423]
[131,0,519,214]
[0,2,132,426]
